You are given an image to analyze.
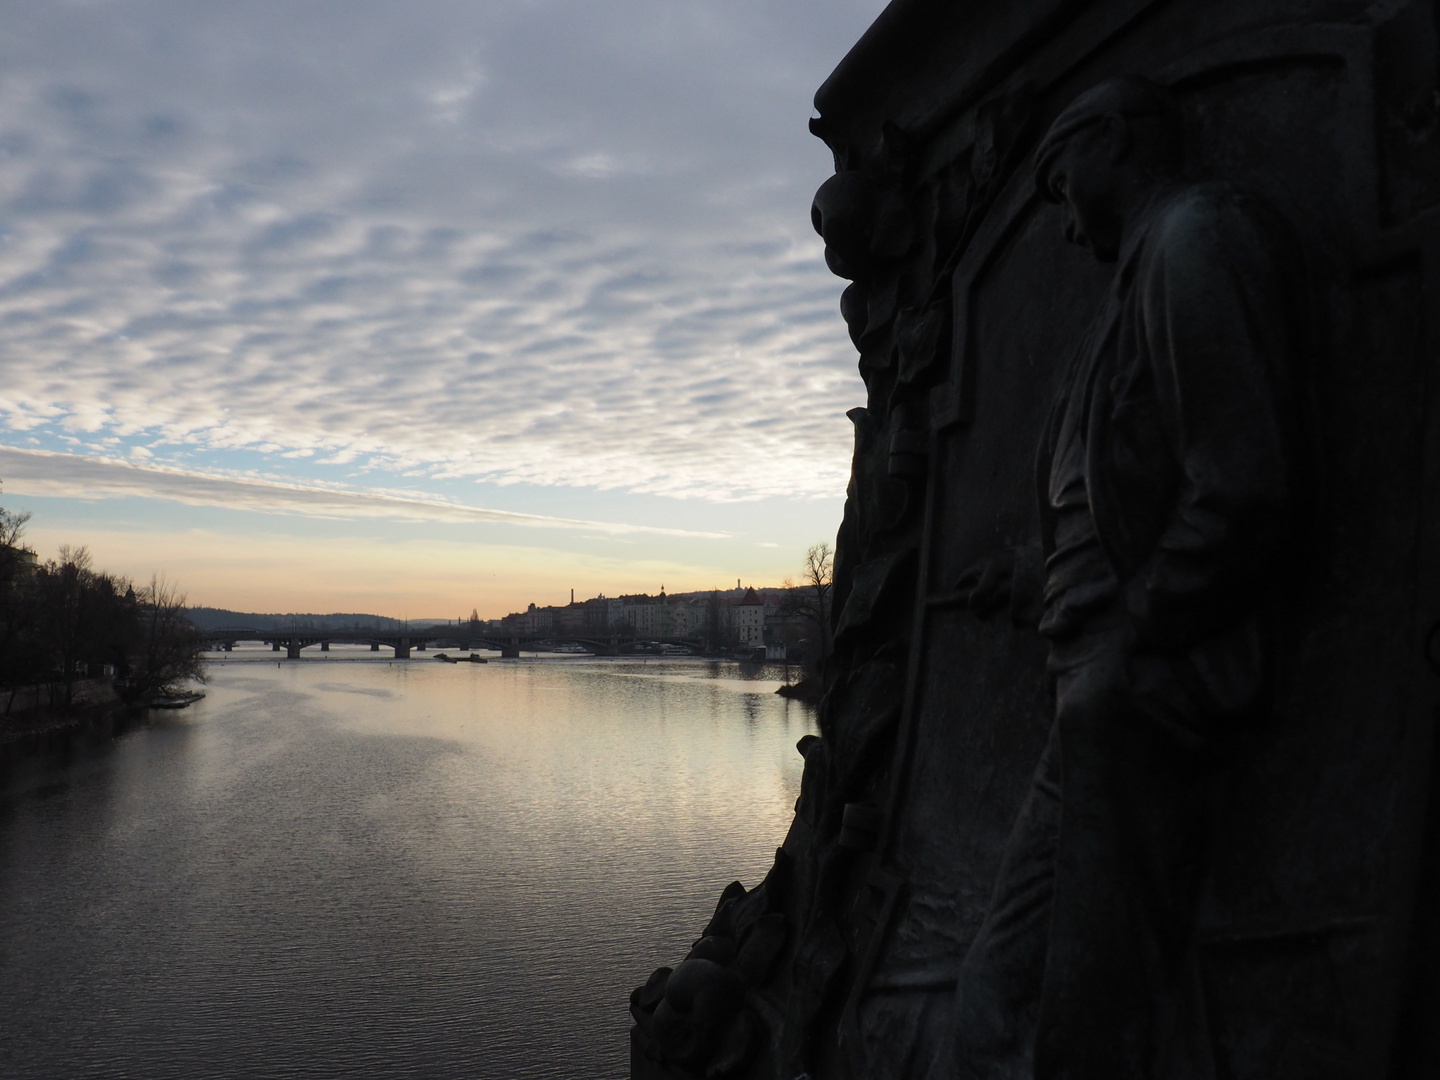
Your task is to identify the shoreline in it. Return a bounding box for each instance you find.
[0,699,150,782]
[199,651,782,664]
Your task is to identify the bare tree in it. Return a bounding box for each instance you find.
[781,542,834,667]
[0,502,36,712]
[33,546,133,709]
[0,487,204,714]
[0,504,32,561]
[124,575,206,704]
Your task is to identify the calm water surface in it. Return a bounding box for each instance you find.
[0,650,815,1078]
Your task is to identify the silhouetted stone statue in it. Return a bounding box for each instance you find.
[632,4,1440,1078]
[932,75,1307,1080]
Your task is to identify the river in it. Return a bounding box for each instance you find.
[0,648,815,1078]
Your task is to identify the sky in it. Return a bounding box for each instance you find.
[0,0,884,618]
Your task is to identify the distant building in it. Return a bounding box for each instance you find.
[488,582,793,648]
[736,587,765,647]
[556,602,586,633]
[669,596,700,638]
[624,588,678,637]
[765,607,812,663]
[621,593,651,635]
[519,603,553,634]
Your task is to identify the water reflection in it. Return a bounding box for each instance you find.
[0,656,814,1079]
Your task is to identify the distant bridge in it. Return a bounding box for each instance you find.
[198,626,705,660]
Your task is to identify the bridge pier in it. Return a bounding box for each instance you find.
[501,637,521,659]
[199,626,457,657]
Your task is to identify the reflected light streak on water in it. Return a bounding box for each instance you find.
[0,650,816,1079]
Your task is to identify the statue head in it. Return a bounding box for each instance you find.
[1034,76,1182,262]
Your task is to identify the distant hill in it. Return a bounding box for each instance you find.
[186,608,410,631]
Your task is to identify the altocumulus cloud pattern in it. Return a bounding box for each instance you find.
[0,0,880,508]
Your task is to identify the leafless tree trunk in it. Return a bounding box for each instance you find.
[781,541,834,671]
[125,576,207,704]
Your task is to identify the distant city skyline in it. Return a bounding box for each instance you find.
[0,1,885,616]
[189,579,786,627]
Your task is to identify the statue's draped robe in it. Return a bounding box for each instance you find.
[938,182,1304,1080]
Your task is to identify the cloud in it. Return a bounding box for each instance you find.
[0,0,881,507]
[0,446,729,538]
[426,62,487,125]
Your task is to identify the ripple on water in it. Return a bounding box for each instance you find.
[0,659,815,1079]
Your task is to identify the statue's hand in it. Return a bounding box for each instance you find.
[954,551,1016,618]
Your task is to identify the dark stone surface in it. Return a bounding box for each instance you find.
[632,2,1440,1076]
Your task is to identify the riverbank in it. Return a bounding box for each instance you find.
[0,679,146,780]
[775,674,822,703]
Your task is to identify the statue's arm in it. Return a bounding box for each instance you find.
[1127,195,1293,650]
[952,543,1045,625]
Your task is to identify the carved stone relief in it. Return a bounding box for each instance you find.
[631,3,1440,1078]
